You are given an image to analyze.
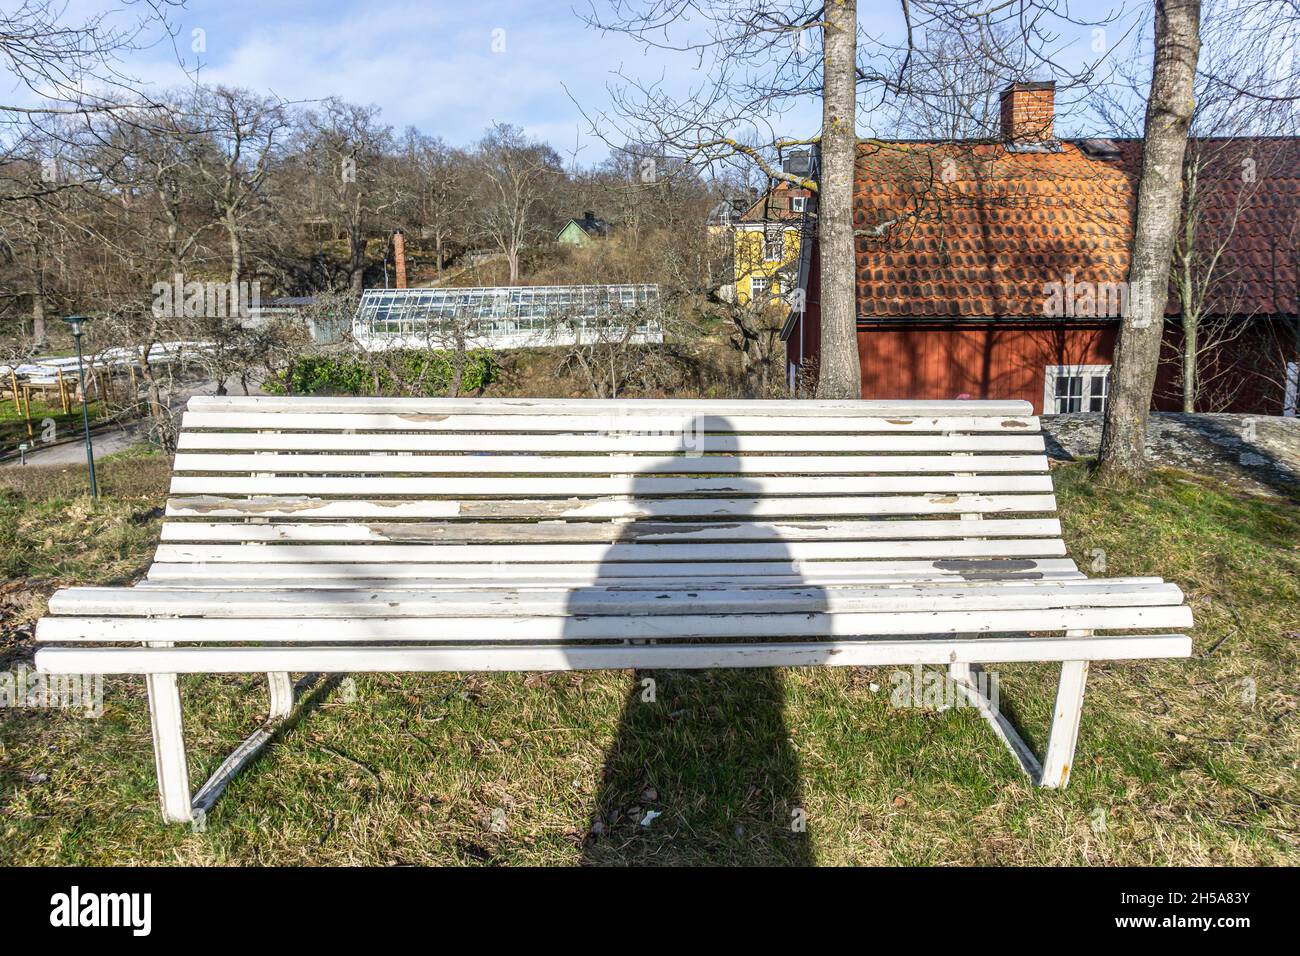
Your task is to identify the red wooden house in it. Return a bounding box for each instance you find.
[783,82,1300,415]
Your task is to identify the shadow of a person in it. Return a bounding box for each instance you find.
[570,414,822,866]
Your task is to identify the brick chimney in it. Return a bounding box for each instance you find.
[1000,81,1055,143]
[393,229,407,289]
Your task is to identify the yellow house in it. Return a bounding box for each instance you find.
[734,222,803,306]
[731,182,812,307]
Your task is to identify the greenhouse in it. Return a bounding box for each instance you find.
[351,284,663,351]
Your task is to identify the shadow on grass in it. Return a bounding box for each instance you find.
[582,668,812,865]
[572,419,816,865]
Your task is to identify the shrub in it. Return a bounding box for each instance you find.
[268,350,498,397]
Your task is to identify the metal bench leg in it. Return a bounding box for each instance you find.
[146,671,193,823]
[948,662,1043,782]
[190,672,300,819]
[948,640,1090,789]
[1040,659,1089,789]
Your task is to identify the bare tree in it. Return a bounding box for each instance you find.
[190,86,292,290]
[558,300,673,398]
[1099,0,1203,481]
[294,100,395,296]
[470,123,562,284]
[1,0,184,211]
[398,130,472,277]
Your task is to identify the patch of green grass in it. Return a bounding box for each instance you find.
[0,401,112,454]
[0,462,1296,865]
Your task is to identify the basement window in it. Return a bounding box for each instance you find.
[1045,365,1110,414]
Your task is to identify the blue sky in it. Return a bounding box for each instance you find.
[17,1,1150,161]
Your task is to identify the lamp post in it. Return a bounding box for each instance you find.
[62,315,98,499]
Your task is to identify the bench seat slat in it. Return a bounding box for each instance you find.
[46,581,1185,617]
[168,475,1057,496]
[177,432,1045,453]
[181,413,1040,434]
[171,453,1050,475]
[187,396,1034,417]
[144,557,1083,582]
[36,604,1195,642]
[150,538,1068,564]
[163,493,1060,520]
[35,635,1193,676]
[132,574,1146,593]
[157,518,1064,544]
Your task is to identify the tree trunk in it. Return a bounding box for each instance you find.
[137,346,167,429]
[1182,316,1198,412]
[31,288,47,349]
[349,226,366,297]
[227,212,244,292]
[814,0,862,400]
[1097,0,1201,482]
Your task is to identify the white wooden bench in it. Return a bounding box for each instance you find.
[34,396,1193,823]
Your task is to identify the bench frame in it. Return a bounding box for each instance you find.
[137,644,1100,824]
[33,396,1193,824]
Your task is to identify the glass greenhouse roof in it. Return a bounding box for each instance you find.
[352,284,663,351]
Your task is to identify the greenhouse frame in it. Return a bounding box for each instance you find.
[351,284,664,351]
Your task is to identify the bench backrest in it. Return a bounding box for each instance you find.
[156,396,1068,586]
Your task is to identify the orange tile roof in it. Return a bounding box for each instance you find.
[853,138,1300,319]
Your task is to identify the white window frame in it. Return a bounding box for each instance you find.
[763,229,785,262]
[1044,364,1111,414]
[750,276,770,302]
[790,196,808,213]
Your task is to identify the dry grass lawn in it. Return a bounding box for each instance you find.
[1,451,1296,865]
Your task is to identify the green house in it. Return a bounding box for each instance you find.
[557,211,609,245]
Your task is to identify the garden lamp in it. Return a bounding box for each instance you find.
[61,315,98,499]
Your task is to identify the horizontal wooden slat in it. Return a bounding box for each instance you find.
[164,493,1059,520]
[36,604,1194,643]
[144,557,1083,583]
[151,538,1068,564]
[171,453,1051,475]
[47,581,1184,618]
[35,633,1193,675]
[158,518,1064,544]
[188,396,1034,418]
[180,412,1039,434]
[129,576,1125,593]
[168,475,1057,496]
[176,432,1044,453]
